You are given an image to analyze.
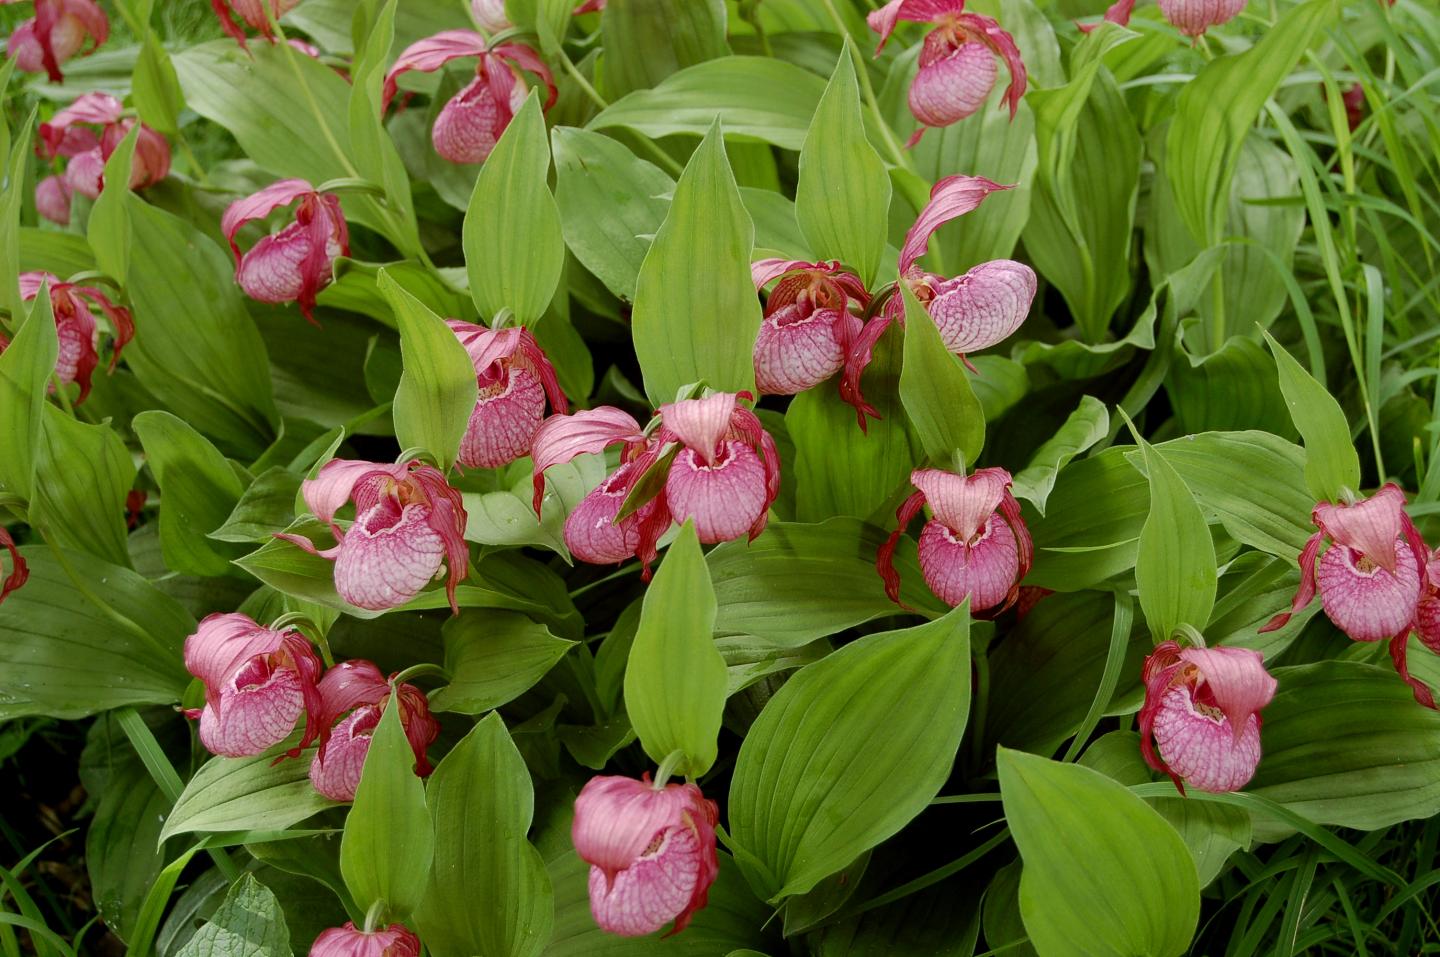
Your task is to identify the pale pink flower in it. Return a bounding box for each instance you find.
[447,320,568,470]
[0,528,27,607]
[878,466,1032,615]
[4,0,107,81]
[34,174,71,225]
[4,271,134,405]
[470,0,509,32]
[1157,0,1245,37]
[308,660,439,802]
[1139,641,1276,794]
[383,32,556,165]
[210,0,302,47]
[277,459,469,613]
[868,0,1026,146]
[309,922,420,957]
[182,613,324,759]
[843,175,1036,427]
[750,259,868,399]
[658,393,781,545]
[222,179,349,323]
[572,775,719,938]
[38,93,170,200]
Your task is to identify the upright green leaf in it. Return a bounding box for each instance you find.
[132,30,184,134]
[728,606,971,901]
[0,284,57,501]
[1129,427,1217,640]
[30,407,135,567]
[381,269,478,472]
[1263,331,1360,501]
[898,284,984,465]
[797,41,891,287]
[88,124,138,286]
[623,521,728,777]
[0,110,34,321]
[341,702,434,921]
[464,92,564,326]
[134,411,248,578]
[162,743,338,841]
[1011,395,1109,515]
[415,713,552,957]
[175,874,292,957]
[631,119,759,405]
[431,611,577,714]
[597,0,729,98]
[997,748,1199,957]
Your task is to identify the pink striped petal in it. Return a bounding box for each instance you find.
[227,0,301,30]
[573,777,703,875]
[1415,596,1440,655]
[35,175,72,225]
[565,463,649,565]
[471,0,510,31]
[1156,0,1246,35]
[753,303,847,395]
[532,407,646,512]
[664,442,769,545]
[1152,685,1262,792]
[658,393,739,464]
[587,828,705,937]
[40,92,122,151]
[334,503,446,611]
[1177,645,1276,736]
[432,69,523,164]
[867,0,966,51]
[309,704,380,801]
[1314,484,1406,572]
[236,220,321,304]
[221,179,316,253]
[459,367,547,469]
[185,612,288,691]
[6,20,46,72]
[316,660,390,724]
[917,513,1020,612]
[0,528,28,607]
[1317,542,1421,642]
[63,147,105,200]
[382,30,490,109]
[911,467,1012,542]
[302,459,403,528]
[909,37,996,130]
[198,662,307,757]
[1080,0,1137,30]
[899,175,1014,274]
[309,922,421,957]
[926,260,1036,354]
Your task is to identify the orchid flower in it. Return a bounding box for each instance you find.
[878,467,1032,615]
[309,922,421,957]
[1139,641,1277,794]
[210,0,301,48]
[447,320,569,469]
[309,660,439,802]
[2,0,107,82]
[382,31,557,165]
[0,528,27,607]
[657,393,781,545]
[869,0,1027,147]
[1157,0,1246,37]
[1077,0,1137,33]
[572,774,720,938]
[222,179,349,323]
[34,175,71,225]
[844,175,1036,427]
[1,272,135,405]
[38,92,170,202]
[470,0,509,32]
[1405,548,1440,708]
[750,259,868,399]
[182,613,325,759]
[277,459,469,613]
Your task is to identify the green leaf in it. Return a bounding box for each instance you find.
[597,0,728,98]
[504,0,570,54]
[414,713,553,957]
[464,92,565,326]
[431,611,577,714]
[209,467,303,544]
[728,606,971,902]
[631,119,759,405]
[175,874,292,957]
[134,411,248,579]
[88,124,137,285]
[0,283,58,501]
[0,110,34,322]
[132,29,184,134]
[1263,331,1360,502]
[997,748,1199,957]
[1164,0,1333,245]
[1129,427,1217,640]
[623,521,728,778]
[381,268,478,472]
[796,41,891,287]
[0,547,192,721]
[162,743,339,842]
[30,407,135,567]
[1025,446,1148,591]
[551,126,672,302]
[898,283,984,465]
[590,56,827,151]
[340,700,434,921]
[1011,395,1109,516]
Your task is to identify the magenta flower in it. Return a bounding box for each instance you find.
[309,922,420,957]
[221,179,349,323]
[3,0,107,82]
[878,467,1032,615]
[1077,0,1137,33]
[751,259,868,398]
[1139,641,1276,794]
[572,775,720,938]
[1157,0,1246,37]
[182,613,324,759]
[657,393,781,545]
[309,660,439,802]
[868,0,1026,147]
[2,272,134,405]
[382,32,557,165]
[209,0,301,47]
[38,93,170,201]
[0,528,27,607]
[447,320,569,470]
[34,174,71,225]
[278,459,469,613]
[843,175,1036,426]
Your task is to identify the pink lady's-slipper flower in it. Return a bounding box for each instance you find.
[878,467,1032,615]
[278,459,469,613]
[309,922,420,957]
[1078,0,1137,33]
[182,613,324,758]
[2,0,107,82]
[447,320,568,469]
[751,259,868,398]
[572,775,720,938]
[34,174,72,225]
[210,0,301,47]
[844,175,1036,427]
[869,0,1026,147]
[38,92,170,201]
[309,660,439,802]
[470,0,509,32]
[222,179,349,323]
[1,272,134,405]
[1139,641,1276,794]
[382,31,556,165]
[1156,0,1245,37]
[657,392,781,545]
[0,528,27,606]
[1403,548,1440,708]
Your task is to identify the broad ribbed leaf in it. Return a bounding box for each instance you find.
[30,407,135,567]
[631,120,759,404]
[1263,332,1360,502]
[1130,430,1217,640]
[88,124,137,284]
[597,0,728,98]
[0,283,57,501]
[134,411,248,578]
[898,284,984,466]
[1011,395,1108,515]
[175,874,291,957]
[132,30,184,134]
[998,748,1199,957]
[431,611,576,714]
[728,606,970,901]
[1025,447,1148,591]
[624,522,728,777]
[1167,335,1293,436]
[162,743,339,841]
[209,467,302,544]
